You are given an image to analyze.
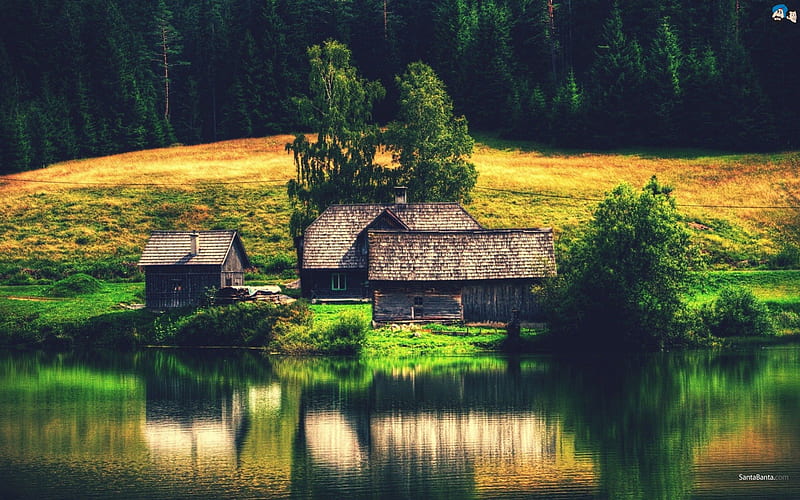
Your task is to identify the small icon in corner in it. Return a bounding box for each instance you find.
[773,4,798,22]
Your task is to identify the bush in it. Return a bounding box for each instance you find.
[44,273,103,297]
[703,287,775,337]
[769,244,800,269]
[314,310,368,354]
[272,309,368,354]
[548,179,696,350]
[175,301,311,347]
[774,310,800,332]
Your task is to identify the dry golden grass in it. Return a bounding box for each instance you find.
[1,135,798,269]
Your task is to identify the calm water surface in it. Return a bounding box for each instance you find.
[0,347,798,499]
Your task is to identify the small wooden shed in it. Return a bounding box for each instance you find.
[138,230,251,308]
[368,229,557,323]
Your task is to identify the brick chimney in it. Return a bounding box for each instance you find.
[394,186,408,205]
[189,232,200,255]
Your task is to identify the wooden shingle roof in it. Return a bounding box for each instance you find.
[367,229,557,281]
[138,230,250,267]
[301,203,483,269]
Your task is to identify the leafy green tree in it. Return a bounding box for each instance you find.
[385,62,477,203]
[286,40,387,237]
[549,176,696,349]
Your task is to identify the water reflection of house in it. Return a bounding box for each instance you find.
[142,384,250,469]
[303,408,596,496]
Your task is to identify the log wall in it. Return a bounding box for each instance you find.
[462,279,542,323]
[372,282,462,323]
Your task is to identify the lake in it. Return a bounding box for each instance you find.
[0,347,798,499]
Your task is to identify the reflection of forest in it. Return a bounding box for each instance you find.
[0,349,798,499]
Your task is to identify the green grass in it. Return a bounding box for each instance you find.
[0,282,144,324]
[688,270,800,307]
[2,135,799,285]
[310,303,543,356]
[1,270,798,349]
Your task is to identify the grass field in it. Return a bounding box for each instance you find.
[1,134,798,280]
[2,269,797,348]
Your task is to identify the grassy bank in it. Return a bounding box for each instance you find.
[1,135,799,284]
[1,270,798,351]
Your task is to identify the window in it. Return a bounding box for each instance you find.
[331,273,347,291]
[413,297,424,319]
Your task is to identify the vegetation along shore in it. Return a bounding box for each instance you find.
[1,135,798,352]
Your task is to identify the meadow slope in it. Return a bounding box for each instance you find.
[1,134,798,279]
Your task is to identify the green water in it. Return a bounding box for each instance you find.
[0,348,798,499]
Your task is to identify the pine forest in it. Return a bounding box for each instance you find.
[2,0,799,173]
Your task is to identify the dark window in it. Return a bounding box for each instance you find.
[413,296,424,318]
[331,273,347,291]
[226,276,233,286]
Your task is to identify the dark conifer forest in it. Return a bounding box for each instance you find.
[2,0,799,173]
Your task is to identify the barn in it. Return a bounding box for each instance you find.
[297,187,482,300]
[368,229,557,323]
[138,230,251,308]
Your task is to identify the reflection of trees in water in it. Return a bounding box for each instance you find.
[1,349,797,498]
[286,351,799,500]
[138,349,280,471]
[542,350,781,500]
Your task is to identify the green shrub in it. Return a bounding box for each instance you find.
[769,244,800,269]
[272,309,368,354]
[703,287,775,337]
[311,310,368,354]
[252,253,296,274]
[775,310,800,332]
[44,273,103,297]
[175,301,311,347]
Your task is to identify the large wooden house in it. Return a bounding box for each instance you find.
[298,188,557,322]
[297,188,482,300]
[138,230,251,308]
[368,229,556,323]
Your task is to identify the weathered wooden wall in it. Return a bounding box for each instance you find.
[372,282,462,323]
[145,265,220,308]
[301,270,369,300]
[462,279,542,323]
[222,250,246,288]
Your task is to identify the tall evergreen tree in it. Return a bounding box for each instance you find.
[463,0,516,130]
[645,18,683,145]
[586,3,646,147]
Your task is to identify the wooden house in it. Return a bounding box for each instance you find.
[297,187,482,300]
[368,229,557,323]
[138,230,251,308]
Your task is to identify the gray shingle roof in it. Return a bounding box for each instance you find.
[367,229,557,281]
[138,230,250,267]
[301,203,483,269]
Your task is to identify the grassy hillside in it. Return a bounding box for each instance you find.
[1,134,798,282]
